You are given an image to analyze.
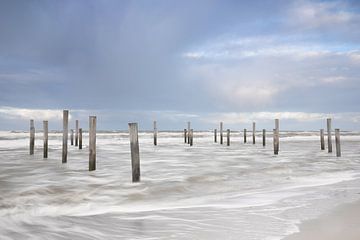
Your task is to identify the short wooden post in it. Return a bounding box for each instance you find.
[89,116,96,171]
[335,129,341,157]
[79,128,83,149]
[184,129,187,143]
[70,129,74,145]
[214,129,217,143]
[29,119,35,155]
[244,129,247,143]
[129,123,140,182]
[327,118,332,153]
[273,129,279,155]
[252,122,256,144]
[43,120,48,158]
[226,129,230,146]
[187,122,191,144]
[153,121,157,146]
[62,110,68,163]
[320,129,325,150]
[275,119,280,153]
[220,122,223,144]
[75,120,79,146]
[262,129,266,147]
[189,129,193,146]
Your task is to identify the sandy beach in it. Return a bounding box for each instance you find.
[284,199,360,240]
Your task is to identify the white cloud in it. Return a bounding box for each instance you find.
[0,106,65,121]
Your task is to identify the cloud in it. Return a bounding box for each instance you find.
[0,106,66,121]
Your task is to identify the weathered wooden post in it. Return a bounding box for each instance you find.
[62,110,68,163]
[187,122,191,144]
[220,122,223,144]
[29,119,35,155]
[335,129,341,157]
[262,129,266,147]
[89,116,96,171]
[79,128,82,150]
[189,129,193,146]
[226,129,230,146]
[184,129,187,143]
[214,129,217,143]
[244,129,247,143]
[327,118,332,153]
[43,120,48,158]
[252,122,256,144]
[275,119,280,153]
[75,120,79,146]
[129,123,140,182]
[273,129,279,155]
[320,129,325,150]
[71,129,74,145]
[153,121,157,146]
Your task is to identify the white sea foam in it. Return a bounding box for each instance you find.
[0,131,360,239]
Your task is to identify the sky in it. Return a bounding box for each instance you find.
[0,0,360,131]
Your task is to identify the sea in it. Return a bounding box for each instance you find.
[1,130,360,239]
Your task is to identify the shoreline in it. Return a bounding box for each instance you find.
[283,199,360,240]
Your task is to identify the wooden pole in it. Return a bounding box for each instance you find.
[187,122,191,144]
[153,121,157,146]
[327,118,332,153]
[43,120,48,158]
[273,129,279,155]
[71,129,74,145]
[335,129,341,157]
[226,129,230,146]
[262,129,266,147]
[252,122,256,144]
[75,120,79,146]
[244,129,247,143]
[275,119,280,153]
[129,123,140,182]
[184,129,187,143]
[189,129,193,146]
[62,110,68,163]
[214,129,217,143]
[89,116,96,171]
[220,122,223,144]
[320,129,325,150]
[30,119,35,155]
[79,128,82,150]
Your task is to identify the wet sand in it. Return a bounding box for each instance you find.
[284,200,360,240]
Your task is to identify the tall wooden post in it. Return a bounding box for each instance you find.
[335,129,341,157]
[275,119,280,153]
[189,129,193,146]
[43,120,48,158]
[262,129,266,147]
[187,122,191,144]
[71,129,74,145]
[62,110,68,163]
[184,129,187,143]
[244,129,247,143]
[226,129,230,146]
[129,123,140,182]
[252,122,256,144]
[320,129,325,150]
[30,119,35,155]
[327,118,332,153]
[79,128,83,149]
[153,121,157,146]
[273,129,279,155]
[89,116,96,171]
[220,122,223,144]
[75,120,79,146]
[214,129,217,143]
